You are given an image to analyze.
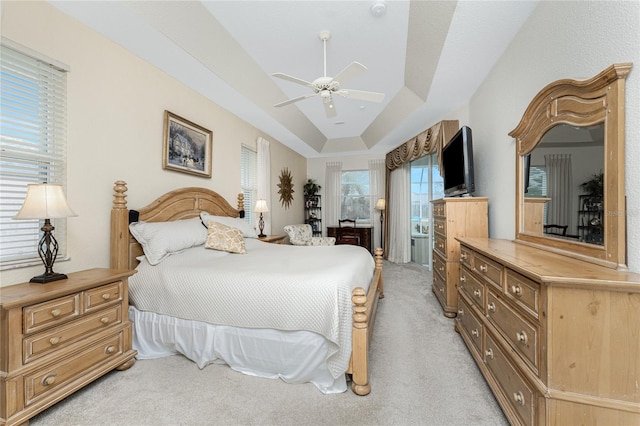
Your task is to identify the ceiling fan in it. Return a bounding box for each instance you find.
[272,30,385,118]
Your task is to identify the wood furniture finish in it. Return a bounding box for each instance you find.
[258,234,286,244]
[336,219,360,246]
[512,63,631,270]
[110,181,384,395]
[0,268,137,426]
[431,197,488,317]
[456,237,640,425]
[327,226,372,253]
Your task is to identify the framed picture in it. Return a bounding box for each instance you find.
[162,110,212,178]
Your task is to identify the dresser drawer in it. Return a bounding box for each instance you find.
[432,202,445,217]
[459,265,484,308]
[433,251,446,279]
[23,305,122,364]
[433,217,446,236]
[505,269,540,319]
[458,296,483,355]
[23,294,82,334]
[434,233,447,258]
[432,272,446,305]
[487,291,538,372]
[473,252,503,291]
[24,332,124,406]
[459,245,473,270]
[85,280,123,313]
[485,333,536,426]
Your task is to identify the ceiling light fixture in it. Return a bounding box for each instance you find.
[370,1,387,17]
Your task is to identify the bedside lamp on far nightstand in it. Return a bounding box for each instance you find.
[254,199,269,238]
[13,183,77,283]
[375,198,385,250]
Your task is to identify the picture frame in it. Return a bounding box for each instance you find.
[162,110,212,178]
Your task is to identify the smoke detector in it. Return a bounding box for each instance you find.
[370,1,387,17]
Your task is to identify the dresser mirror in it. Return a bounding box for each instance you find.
[510,63,632,270]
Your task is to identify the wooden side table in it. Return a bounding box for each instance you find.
[0,268,137,425]
[258,234,286,244]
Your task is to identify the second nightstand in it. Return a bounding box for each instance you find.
[258,234,286,244]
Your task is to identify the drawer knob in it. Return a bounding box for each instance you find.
[105,345,116,355]
[516,331,529,345]
[479,264,488,273]
[473,289,481,298]
[511,285,522,297]
[49,336,61,345]
[485,348,494,359]
[487,302,496,312]
[513,391,526,406]
[102,293,111,300]
[42,374,56,386]
[438,243,444,249]
[439,266,444,272]
[460,275,466,283]
[100,317,110,325]
[460,252,468,260]
[50,309,61,317]
[458,308,464,316]
[471,329,479,337]
[439,287,444,293]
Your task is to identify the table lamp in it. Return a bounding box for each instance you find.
[13,183,77,283]
[254,199,269,238]
[375,198,386,249]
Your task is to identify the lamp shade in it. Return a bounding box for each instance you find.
[375,198,386,210]
[254,199,269,213]
[13,183,77,220]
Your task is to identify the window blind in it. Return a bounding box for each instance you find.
[0,43,69,268]
[240,145,257,225]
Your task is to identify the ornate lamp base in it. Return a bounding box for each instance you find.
[30,272,68,284]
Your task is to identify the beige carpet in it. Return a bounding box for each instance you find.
[30,261,508,425]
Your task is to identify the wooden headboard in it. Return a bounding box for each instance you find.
[110,180,245,270]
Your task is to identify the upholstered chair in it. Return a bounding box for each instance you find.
[283,224,336,246]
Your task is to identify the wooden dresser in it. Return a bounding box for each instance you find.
[431,197,488,317]
[0,268,137,425]
[456,238,640,425]
[327,226,372,253]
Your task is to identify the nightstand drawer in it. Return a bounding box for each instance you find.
[85,280,123,312]
[24,332,124,406]
[24,294,82,334]
[23,305,122,364]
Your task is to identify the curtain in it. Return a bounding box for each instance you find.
[387,163,411,263]
[325,162,342,235]
[545,154,572,229]
[257,137,271,235]
[369,159,386,250]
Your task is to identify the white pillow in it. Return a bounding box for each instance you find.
[200,212,258,238]
[129,217,207,265]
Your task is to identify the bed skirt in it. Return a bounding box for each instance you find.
[128,306,348,394]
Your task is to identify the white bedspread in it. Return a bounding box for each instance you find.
[128,238,374,378]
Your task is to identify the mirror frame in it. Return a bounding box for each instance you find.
[510,63,632,270]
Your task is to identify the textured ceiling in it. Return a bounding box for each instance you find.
[50,0,538,158]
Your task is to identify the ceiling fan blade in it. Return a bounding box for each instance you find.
[336,89,385,103]
[272,73,313,87]
[273,93,317,108]
[333,62,367,85]
[324,98,337,118]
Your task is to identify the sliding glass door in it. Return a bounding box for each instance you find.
[410,153,444,268]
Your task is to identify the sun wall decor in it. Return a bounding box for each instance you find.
[278,168,294,209]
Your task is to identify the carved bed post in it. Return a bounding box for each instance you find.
[351,287,370,396]
[110,180,130,270]
[374,247,384,299]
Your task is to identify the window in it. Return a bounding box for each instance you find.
[341,170,370,222]
[0,43,69,268]
[240,145,257,225]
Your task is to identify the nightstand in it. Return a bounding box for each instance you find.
[0,268,137,425]
[258,234,286,244]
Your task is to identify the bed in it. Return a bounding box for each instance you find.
[109,181,384,395]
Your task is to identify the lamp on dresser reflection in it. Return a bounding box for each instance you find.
[375,198,386,250]
[254,199,269,238]
[13,183,77,283]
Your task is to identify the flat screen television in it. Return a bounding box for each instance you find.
[442,126,475,197]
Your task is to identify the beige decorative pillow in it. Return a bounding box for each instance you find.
[205,220,246,254]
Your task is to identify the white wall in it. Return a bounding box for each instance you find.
[469,0,640,272]
[0,1,306,286]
